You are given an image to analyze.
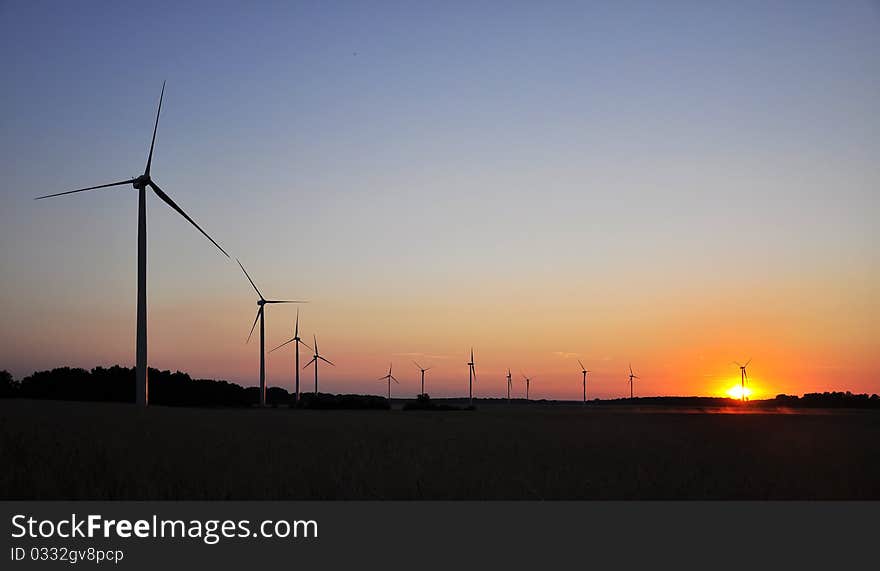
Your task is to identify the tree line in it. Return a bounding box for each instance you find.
[0,366,386,408]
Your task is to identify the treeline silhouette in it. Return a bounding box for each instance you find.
[774,392,880,409]
[0,366,386,409]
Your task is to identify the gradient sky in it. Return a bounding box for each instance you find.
[1,1,878,400]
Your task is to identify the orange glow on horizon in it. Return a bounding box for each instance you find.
[726,384,754,400]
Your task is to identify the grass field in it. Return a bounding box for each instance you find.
[1,399,878,499]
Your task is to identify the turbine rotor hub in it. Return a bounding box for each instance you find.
[132,175,150,190]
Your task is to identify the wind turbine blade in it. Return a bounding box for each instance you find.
[294,308,300,337]
[269,338,295,353]
[578,359,585,370]
[413,360,423,370]
[318,356,335,366]
[246,307,262,343]
[303,357,316,369]
[745,358,752,367]
[424,367,432,371]
[296,338,312,352]
[149,182,228,257]
[391,376,399,384]
[264,299,307,304]
[629,363,633,375]
[145,81,165,176]
[236,258,263,299]
[377,376,388,382]
[35,179,137,200]
[743,370,748,379]
[313,335,318,355]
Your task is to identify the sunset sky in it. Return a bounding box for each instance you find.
[1,1,878,400]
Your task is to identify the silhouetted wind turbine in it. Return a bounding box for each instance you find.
[522,373,532,400]
[467,348,476,405]
[578,360,591,404]
[628,363,640,399]
[269,309,312,403]
[506,369,513,403]
[304,335,334,394]
[413,361,432,396]
[35,82,228,407]
[734,359,752,402]
[238,259,305,406]
[379,363,399,401]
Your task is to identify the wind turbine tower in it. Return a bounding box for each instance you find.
[269,309,312,403]
[413,361,432,396]
[578,360,591,404]
[238,259,304,406]
[467,348,476,405]
[628,363,640,399]
[735,359,752,402]
[35,82,229,406]
[304,335,334,395]
[379,363,399,401]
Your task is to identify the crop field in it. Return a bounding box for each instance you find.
[1,399,878,499]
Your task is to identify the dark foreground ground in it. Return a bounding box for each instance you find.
[1,399,878,499]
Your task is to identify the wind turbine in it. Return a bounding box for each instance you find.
[506,369,512,403]
[304,335,334,394]
[578,360,591,404]
[237,259,305,406]
[269,309,312,403]
[734,359,752,402]
[467,348,476,405]
[35,82,229,407]
[627,363,640,399]
[378,363,399,401]
[413,361,432,396]
[522,373,532,400]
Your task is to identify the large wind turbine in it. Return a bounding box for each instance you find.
[304,335,334,394]
[522,373,533,400]
[627,363,640,399]
[379,363,399,401]
[506,369,512,403]
[35,82,228,406]
[413,361,432,396]
[269,309,312,403]
[734,359,752,402]
[467,348,476,405]
[237,259,304,406]
[578,360,591,404]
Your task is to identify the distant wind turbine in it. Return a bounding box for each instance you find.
[269,309,312,403]
[578,360,591,404]
[237,259,305,406]
[522,373,533,400]
[734,359,752,402]
[35,82,229,406]
[413,361,432,396]
[628,363,640,399]
[304,335,334,394]
[379,363,399,401]
[467,348,476,405]
[506,369,512,403]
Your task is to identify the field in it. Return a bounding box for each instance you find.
[1,399,879,499]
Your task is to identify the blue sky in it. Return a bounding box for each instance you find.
[1,1,877,397]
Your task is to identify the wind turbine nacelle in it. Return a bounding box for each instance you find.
[132,175,150,189]
[257,299,265,306]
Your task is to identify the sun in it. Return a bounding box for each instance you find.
[726,385,753,400]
